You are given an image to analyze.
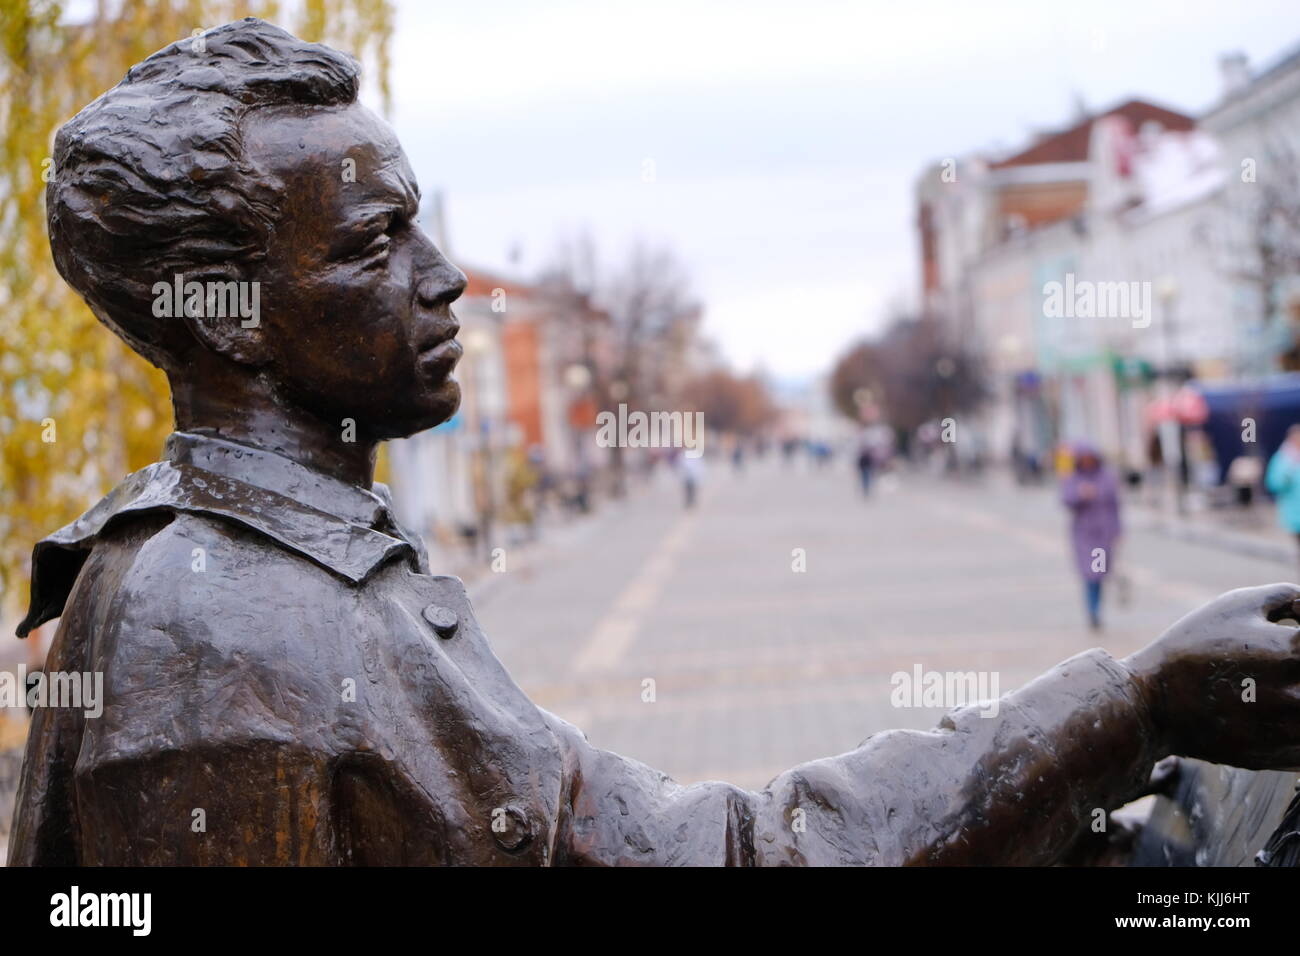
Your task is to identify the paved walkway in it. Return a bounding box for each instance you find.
[474,457,1295,789]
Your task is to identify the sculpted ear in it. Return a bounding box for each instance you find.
[171,271,271,366]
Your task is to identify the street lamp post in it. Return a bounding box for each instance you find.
[1157,277,1187,515]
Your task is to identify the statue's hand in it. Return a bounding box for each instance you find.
[1124,583,1300,770]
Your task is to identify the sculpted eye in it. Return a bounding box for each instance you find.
[338,209,402,265]
[354,228,391,265]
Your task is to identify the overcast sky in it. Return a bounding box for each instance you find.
[384,0,1300,382]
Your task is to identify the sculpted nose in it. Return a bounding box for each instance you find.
[417,255,467,308]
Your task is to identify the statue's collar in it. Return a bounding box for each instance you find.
[164,431,391,528]
[17,432,424,638]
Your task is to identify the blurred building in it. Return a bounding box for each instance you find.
[917,41,1300,470]
[387,265,616,566]
[775,374,854,449]
[1201,46,1300,377]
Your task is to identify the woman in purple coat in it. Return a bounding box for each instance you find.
[1060,444,1122,629]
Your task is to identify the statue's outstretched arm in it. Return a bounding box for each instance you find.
[546,584,1300,865]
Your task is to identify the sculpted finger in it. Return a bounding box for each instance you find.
[1230,583,1300,620]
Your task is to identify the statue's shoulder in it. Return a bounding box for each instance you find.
[45,499,357,776]
[17,459,366,639]
[92,505,346,618]
[19,462,174,638]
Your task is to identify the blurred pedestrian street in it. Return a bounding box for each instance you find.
[476,459,1295,790]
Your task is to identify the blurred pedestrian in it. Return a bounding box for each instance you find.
[1266,426,1300,567]
[1227,453,1262,510]
[855,435,874,494]
[679,452,705,508]
[1061,443,1122,630]
[856,423,893,494]
[780,436,799,465]
[1053,441,1075,478]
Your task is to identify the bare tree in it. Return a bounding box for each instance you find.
[681,369,774,437]
[540,236,702,493]
[829,313,988,439]
[1211,136,1300,373]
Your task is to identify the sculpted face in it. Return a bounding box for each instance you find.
[242,102,466,440]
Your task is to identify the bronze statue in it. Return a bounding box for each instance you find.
[10,19,1300,866]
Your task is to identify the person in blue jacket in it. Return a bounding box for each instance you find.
[1266,425,1300,565]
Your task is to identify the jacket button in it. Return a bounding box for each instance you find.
[422,604,459,639]
[492,805,533,853]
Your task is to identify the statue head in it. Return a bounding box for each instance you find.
[47,18,465,442]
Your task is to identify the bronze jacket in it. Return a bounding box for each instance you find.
[9,432,1160,865]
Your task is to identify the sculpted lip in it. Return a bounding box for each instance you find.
[418,337,462,372]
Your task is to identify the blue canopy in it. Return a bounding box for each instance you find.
[1195,374,1300,483]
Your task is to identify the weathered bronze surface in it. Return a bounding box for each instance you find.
[11,19,1300,866]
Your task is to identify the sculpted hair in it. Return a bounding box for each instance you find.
[46,18,360,370]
